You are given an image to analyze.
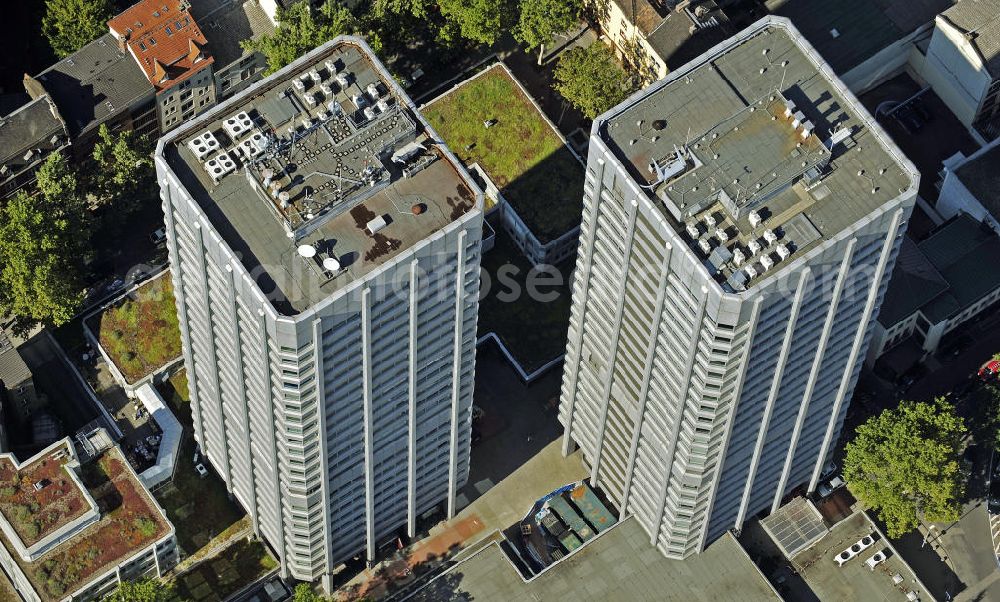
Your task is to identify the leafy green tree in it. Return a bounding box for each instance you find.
[42,0,112,58]
[438,0,510,46]
[105,578,173,602]
[242,1,357,74]
[0,153,89,330]
[92,123,154,209]
[843,398,967,537]
[552,43,634,119]
[516,0,581,64]
[293,583,326,602]
[372,0,432,19]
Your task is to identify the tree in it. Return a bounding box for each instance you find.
[552,43,635,119]
[92,123,154,209]
[0,153,89,331]
[438,0,510,46]
[293,583,327,602]
[241,1,357,74]
[105,578,173,602]
[516,0,581,64]
[843,398,967,537]
[42,0,112,58]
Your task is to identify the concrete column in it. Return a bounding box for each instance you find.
[225,264,258,533]
[561,158,605,457]
[312,318,335,577]
[651,288,709,547]
[772,241,856,511]
[620,242,672,514]
[257,307,287,574]
[192,222,233,491]
[407,259,419,538]
[361,288,376,562]
[810,210,904,492]
[589,198,638,488]
[735,269,810,530]
[447,231,468,520]
[697,298,762,552]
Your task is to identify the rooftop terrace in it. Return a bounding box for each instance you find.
[601,18,916,292]
[409,516,779,601]
[0,442,171,602]
[161,38,478,314]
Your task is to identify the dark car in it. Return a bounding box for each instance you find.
[989,479,1000,515]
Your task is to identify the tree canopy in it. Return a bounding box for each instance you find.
[293,583,327,602]
[105,578,173,602]
[0,153,90,331]
[515,0,580,52]
[552,43,635,119]
[242,1,357,74]
[92,123,154,210]
[43,0,112,58]
[438,0,510,46]
[843,398,967,537]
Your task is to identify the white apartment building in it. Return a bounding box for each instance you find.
[560,17,918,559]
[154,37,483,588]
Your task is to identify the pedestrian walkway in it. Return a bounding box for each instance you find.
[334,439,587,600]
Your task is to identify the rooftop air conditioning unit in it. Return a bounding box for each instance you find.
[188,130,220,160]
[763,229,778,245]
[366,82,380,99]
[835,533,876,567]
[864,549,888,570]
[324,59,338,74]
[698,238,712,255]
[685,223,700,239]
[223,111,253,139]
[748,210,762,229]
[204,151,235,183]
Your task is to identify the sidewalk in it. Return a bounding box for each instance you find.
[333,439,587,600]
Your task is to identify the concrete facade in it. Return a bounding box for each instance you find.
[559,17,917,560]
[155,37,482,587]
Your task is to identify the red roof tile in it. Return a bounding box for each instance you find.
[108,0,213,91]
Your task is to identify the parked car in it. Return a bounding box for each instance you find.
[979,359,1000,382]
[817,476,845,498]
[150,227,167,245]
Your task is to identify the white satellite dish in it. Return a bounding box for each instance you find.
[323,257,341,271]
[297,245,317,258]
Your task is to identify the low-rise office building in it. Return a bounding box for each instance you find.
[869,214,1000,361]
[0,439,176,602]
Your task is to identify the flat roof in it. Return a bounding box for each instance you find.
[601,18,916,292]
[0,441,92,548]
[408,516,779,601]
[791,510,932,601]
[955,142,1000,220]
[422,64,583,243]
[0,444,171,602]
[766,0,954,74]
[160,38,478,314]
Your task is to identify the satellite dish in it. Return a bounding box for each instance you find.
[323,257,341,271]
[297,245,317,258]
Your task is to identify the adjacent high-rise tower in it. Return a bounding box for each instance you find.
[559,17,918,559]
[154,37,482,587]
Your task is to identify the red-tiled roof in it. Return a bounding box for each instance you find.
[108,0,213,91]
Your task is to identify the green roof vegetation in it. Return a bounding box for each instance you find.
[91,275,182,383]
[423,65,584,243]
